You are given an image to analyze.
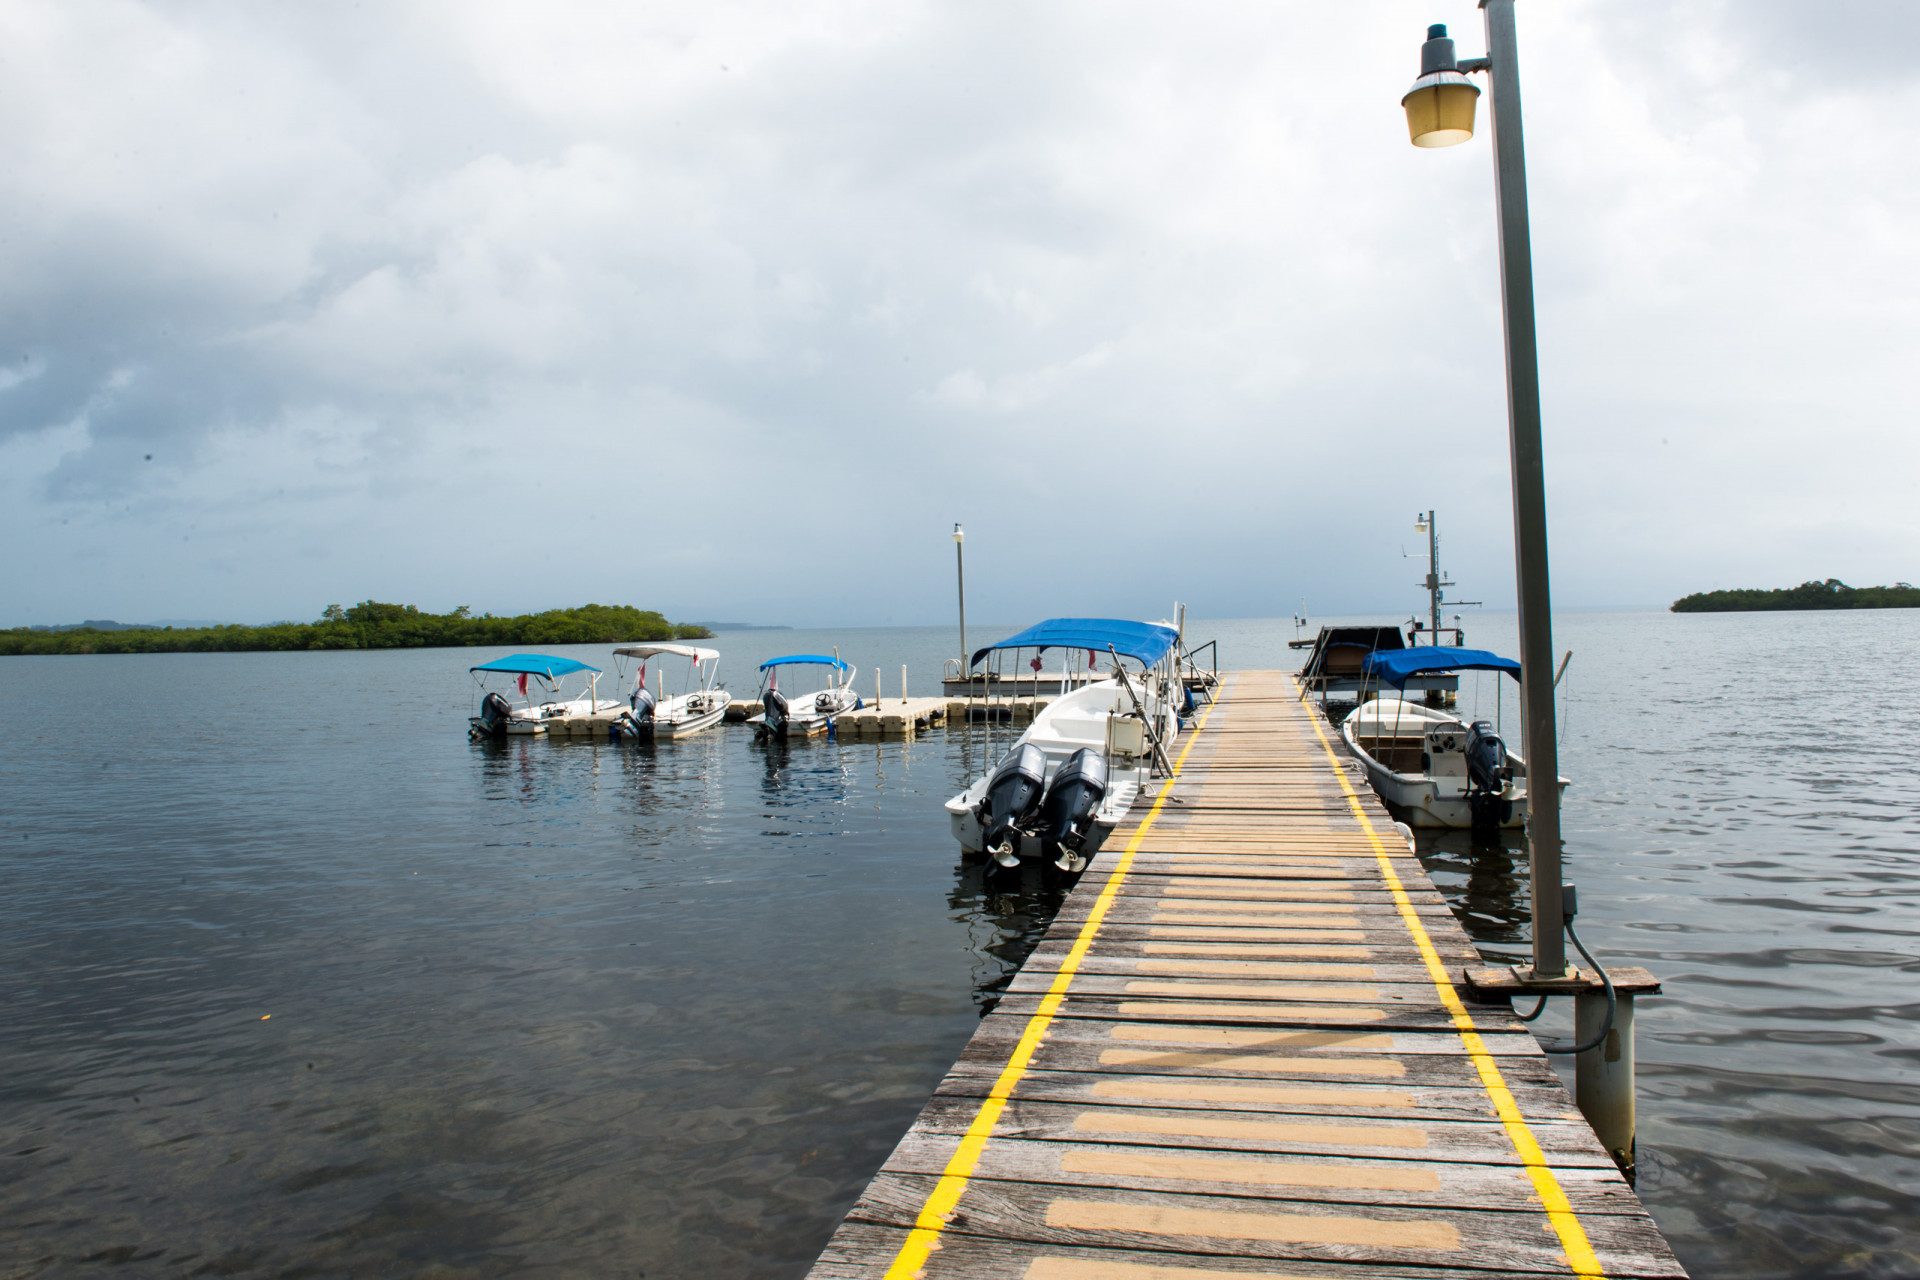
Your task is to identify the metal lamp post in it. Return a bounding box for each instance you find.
[953,524,967,674]
[1403,3,1566,980]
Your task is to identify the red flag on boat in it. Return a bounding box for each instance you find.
[1030,656,1043,672]
[517,673,528,696]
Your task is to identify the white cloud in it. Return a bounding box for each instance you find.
[2,0,1915,625]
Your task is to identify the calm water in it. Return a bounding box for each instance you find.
[2,613,1916,1278]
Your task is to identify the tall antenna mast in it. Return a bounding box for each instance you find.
[1412,511,1477,645]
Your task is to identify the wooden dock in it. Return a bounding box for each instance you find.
[808,670,1685,1279]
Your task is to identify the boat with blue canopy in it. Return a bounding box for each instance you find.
[945,617,1186,871]
[750,653,860,741]
[467,653,617,738]
[1341,646,1565,831]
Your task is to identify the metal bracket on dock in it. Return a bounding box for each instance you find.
[1462,965,1662,999]
[1464,964,1662,1180]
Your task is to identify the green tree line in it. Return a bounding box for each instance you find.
[1671,579,1920,612]
[1,602,712,656]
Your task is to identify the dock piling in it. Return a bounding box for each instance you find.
[1577,990,1638,1173]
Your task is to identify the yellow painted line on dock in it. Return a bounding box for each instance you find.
[880,698,1219,1280]
[1302,689,1606,1278]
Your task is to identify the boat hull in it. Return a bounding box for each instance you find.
[653,692,732,740]
[1340,716,1563,829]
[946,779,1142,861]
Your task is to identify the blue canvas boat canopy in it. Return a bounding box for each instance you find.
[759,654,851,672]
[1363,647,1520,687]
[971,618,1179,671]
[469,654,599,679]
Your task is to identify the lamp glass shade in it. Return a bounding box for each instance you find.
[1402,73,1479,148]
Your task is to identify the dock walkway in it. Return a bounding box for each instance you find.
[809,670,1685,1279]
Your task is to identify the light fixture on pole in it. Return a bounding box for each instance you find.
[1402,3,1564,982]
[953,523,967,673]
[1401,24,1480,147]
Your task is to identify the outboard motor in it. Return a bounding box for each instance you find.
[1037,747,1109,872]
[759,687,790,741]
[473,691,513,739]
[1464,720,1512,834]
[621,686,657,740]
[974,742,1048,868]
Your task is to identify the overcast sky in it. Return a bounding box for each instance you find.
[3,0,1915,627]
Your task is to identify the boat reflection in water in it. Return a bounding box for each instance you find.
[1414,823,1534,966]
[945,855,1073,1015]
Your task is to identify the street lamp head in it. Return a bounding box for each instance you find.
[952,523,964,544]
[1402,23,1480,148]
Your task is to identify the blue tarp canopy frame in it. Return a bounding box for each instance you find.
[1363,647,1520,687]
[971,618,1179,671]
[469,654,600,679]
[759,654,851,672]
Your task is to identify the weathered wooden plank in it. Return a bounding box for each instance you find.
[933,1066,1582,1125]
[1035,927,1484,969]
[904,1096,1619,1167]
[1002,970,1461,1006]
[1015,954,1483,987]
[1025,934,1484,967]
[811,1221,1596,1280]
[840,1174,1690,1276]
[868,1134,1646,1213]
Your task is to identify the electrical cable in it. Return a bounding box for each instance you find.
[1536,918,1615,1056]
[1517,994,1548,1022]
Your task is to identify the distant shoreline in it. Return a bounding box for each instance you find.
[1671,579,1920,613]
[1,601,711,656]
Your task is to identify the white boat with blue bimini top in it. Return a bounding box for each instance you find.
[945,618,1184,871]
[467,653,618,738]
[750,654,860,741]
[1340,646,1569,832]
[610,643,731,741]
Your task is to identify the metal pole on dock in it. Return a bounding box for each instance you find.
[1402,3,1564,978]
[952,524,967,679]
[1479,0,1566,980]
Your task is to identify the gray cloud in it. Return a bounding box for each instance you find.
[3,0,1916,627]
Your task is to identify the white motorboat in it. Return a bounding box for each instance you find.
[1338,647,1568,830]
[945,619,1183,871]
[611,643,732,740]
[750,654,860,740]
[467,653,618,737]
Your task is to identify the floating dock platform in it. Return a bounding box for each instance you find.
[808,670,1685,1279]
[714,697,1057,735]
[837,698,953,738]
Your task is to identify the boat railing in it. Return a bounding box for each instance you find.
[1181,639,1218,701]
